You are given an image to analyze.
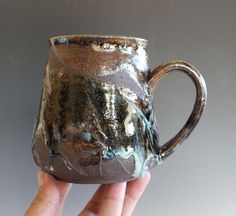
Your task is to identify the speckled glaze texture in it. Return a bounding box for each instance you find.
[32,35,207,183]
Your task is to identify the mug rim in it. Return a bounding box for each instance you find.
[49,34,148,48]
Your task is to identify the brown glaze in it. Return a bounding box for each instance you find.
[148,61,207,159]
[32,35,207,184]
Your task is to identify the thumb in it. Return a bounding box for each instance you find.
[25,170,72,216]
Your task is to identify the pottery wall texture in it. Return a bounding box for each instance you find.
[0,0,235,215]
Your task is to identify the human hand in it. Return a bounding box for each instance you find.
[25,170,151,216]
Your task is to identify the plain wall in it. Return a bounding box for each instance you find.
[0,0,235,215]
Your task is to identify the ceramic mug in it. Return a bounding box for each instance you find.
[32,35,207,183]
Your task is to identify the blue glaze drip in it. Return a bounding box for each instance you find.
[121,94,157,156]
[105,150,116,159]
[82,132,92,142]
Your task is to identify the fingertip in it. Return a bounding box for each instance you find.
[38,170,47,186]
[103,182,127,200]
[133,171,151,185]
[121,171,151,216]
[143,171,151,182]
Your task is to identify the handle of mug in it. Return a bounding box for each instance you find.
[148,60,207,160]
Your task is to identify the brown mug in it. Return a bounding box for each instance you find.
[32,35,207,183]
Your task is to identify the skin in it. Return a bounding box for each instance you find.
[25,170,151,216]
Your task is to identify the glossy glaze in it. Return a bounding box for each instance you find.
[32,35,207,183]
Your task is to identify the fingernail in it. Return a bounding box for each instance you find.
[38,170,47,186]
